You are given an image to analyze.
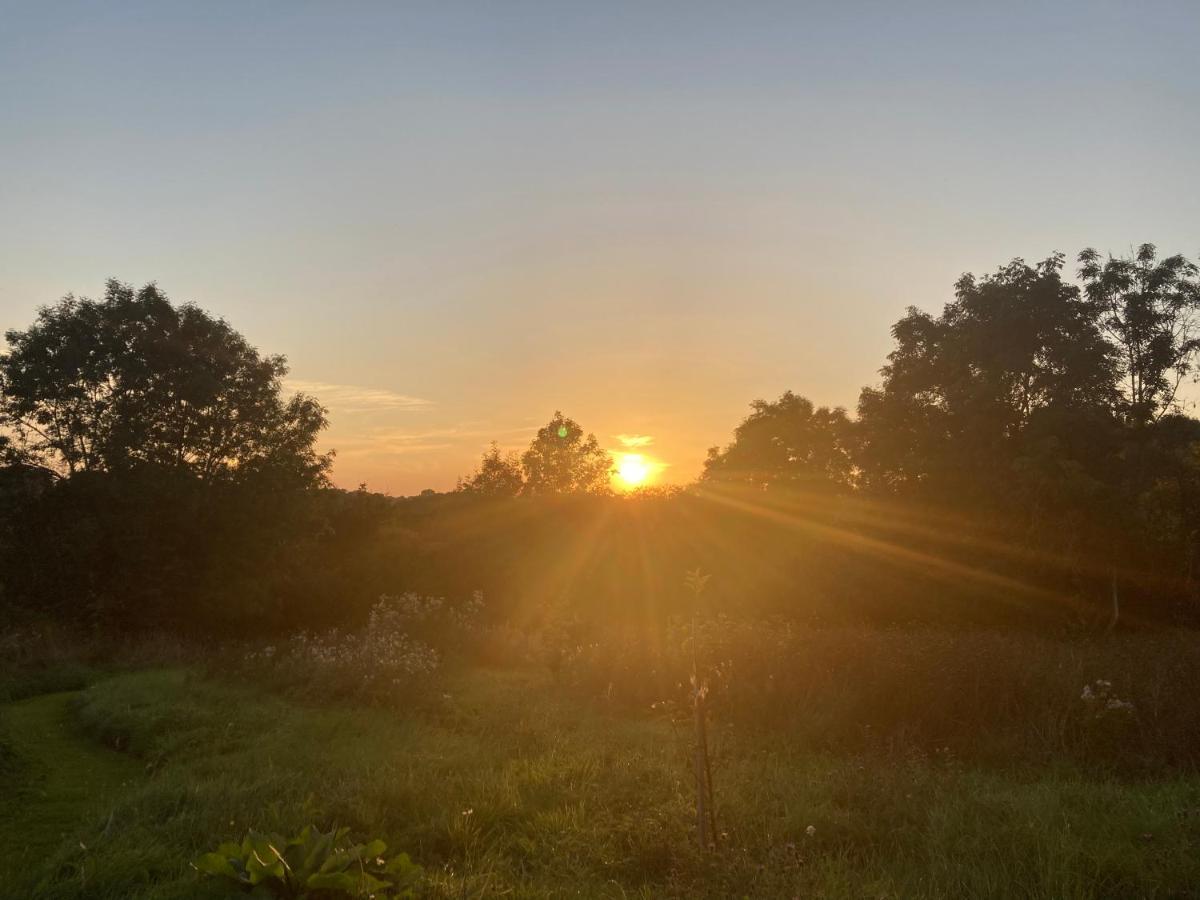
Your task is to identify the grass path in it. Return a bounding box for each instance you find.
[0,690,142,885]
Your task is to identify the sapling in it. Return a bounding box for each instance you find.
[684,567,718,851]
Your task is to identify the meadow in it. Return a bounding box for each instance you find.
[3,619,1200,900]
[6,256,1200,899]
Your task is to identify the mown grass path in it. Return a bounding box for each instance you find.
[0,690,142,885]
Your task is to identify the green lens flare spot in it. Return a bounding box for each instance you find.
[557,425,568,438]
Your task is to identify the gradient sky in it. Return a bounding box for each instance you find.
[2,1,1198,493]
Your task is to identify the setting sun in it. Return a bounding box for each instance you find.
[616,453,651,489]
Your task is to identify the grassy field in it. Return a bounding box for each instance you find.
[2,664,1200,898]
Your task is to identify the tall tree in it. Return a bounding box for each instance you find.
[856,255,1115,496]
[457,442,525,496]
[1078,244,1200,426]
[0,279,330,486]
[521,412,612,495]
[702,391,853,490]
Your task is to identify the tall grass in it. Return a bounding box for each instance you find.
[553,619,1200,771]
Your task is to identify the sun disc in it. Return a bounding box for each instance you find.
[617,453,651,488]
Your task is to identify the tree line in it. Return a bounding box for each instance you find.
[2,244,1199,634]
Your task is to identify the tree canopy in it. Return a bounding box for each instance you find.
[855,255,1117,497]
[457,442,524,497]
[1078,244,1200,426]
[702,391,853,490]
[0,279,330,487]
[510,412,611,495]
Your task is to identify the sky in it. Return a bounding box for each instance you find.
[2,1,1198,494]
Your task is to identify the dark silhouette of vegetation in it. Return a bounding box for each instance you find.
[0,281,332,632]
[3,251,1200,636]
[456,442,524,497]
[702,390,853,490]
[0,279,329,484]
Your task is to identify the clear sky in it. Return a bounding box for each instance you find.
[2,1,1198,493]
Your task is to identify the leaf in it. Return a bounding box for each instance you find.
[193,852,240,879]
[300,827,335,874]
[304,871,361,891]
[318,848,353,874]
[385,852,420,877]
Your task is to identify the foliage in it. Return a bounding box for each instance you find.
[0,279,330,485]
[0,466,339,632]
[7,250,1200,638]
[193,825,421,898]
[520,411,612,495]
[456,442,523,496]
[702,391,854,490]
[856,254,1116,498]
[1078,244,1200,425]
[0,280,339,633]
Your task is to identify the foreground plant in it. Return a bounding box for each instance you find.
[684,568,718,852]
[193,825,421,898]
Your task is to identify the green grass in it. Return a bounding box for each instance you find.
[0,691,144,894]
[0,662,98,705]
[3,666,1200,898]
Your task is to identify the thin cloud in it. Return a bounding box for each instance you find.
[333,423,538,458]
[286,380,433,413]
[615,433,654,448]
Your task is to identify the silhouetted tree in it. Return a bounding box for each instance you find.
[702,391,853,490]
[0,280,336,631]
[457,442,524,496]
[521,412,612,495]
[856,255,1116,498]
[1078,244,1200,426]
[0,279,330,486]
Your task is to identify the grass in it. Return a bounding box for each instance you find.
[0,691,144,894]
[2,664,1200,898]
[555,622,1200,772]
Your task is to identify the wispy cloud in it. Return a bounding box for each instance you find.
[333,424,538,458]
[286,380,433,414]
[615,433,654,448]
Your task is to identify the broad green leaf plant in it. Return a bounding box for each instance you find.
[193,824,421,898]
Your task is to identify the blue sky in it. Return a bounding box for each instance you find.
[2,1,1198,491]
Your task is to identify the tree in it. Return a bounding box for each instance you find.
[0,279,330,487]
[702,391,853,490]
[0,281,334,632]
[1078,244,1200,426]
[856,255,1116,496]
[521,412,612,495]
[457,442,524,496]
